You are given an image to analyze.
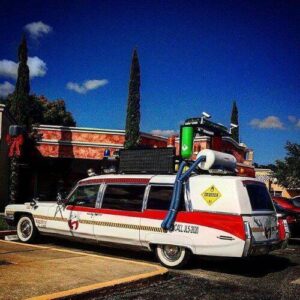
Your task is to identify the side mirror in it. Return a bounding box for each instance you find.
[30,197,39,208]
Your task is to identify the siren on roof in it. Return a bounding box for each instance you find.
[197,149,236,173]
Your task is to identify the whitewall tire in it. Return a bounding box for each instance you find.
[155,244,191,268]
[17,215,38,243]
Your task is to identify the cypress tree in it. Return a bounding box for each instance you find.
[9,35,30,127]
[7,36,30,204]
[230,100,239,143]
[124,48,141,149]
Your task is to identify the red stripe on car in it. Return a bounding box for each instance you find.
[66,206,245,240]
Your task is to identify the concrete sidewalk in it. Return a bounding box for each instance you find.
[0,240,167,300]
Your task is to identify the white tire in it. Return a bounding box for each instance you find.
[155,244,191,268]
[17,215,38,243]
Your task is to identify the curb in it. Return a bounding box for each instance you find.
[1,240,168,300]
[30,269,168,300]
[0,230,16,237]
[58,272,168,300]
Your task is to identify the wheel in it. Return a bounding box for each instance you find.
[17,215,38,243]
[155,244,191,268]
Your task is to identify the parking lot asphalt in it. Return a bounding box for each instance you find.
[26,237,300,300]
[0,240,167,300]
[1,236,300,300]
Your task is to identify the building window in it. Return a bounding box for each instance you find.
[101,185,146,211]
[146,185,185,211]
[68,185,100,207]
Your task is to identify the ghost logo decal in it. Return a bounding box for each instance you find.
[68,216,79,230]
[182,144,188,151]
[264,226,272,239]
[264,218,272,239]
[254,218,263,228]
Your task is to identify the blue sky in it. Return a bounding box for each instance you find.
[0,0,299,164]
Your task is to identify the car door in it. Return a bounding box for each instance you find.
[93,184,146,246]
[140,184,187,248]
[65,184,101,239]
[44,202,73,236]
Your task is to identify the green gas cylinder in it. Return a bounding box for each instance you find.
[181,126,194,159]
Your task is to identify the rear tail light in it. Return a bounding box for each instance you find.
[286,215,297,223]
[278,218,289,241]
[278,219,285,241]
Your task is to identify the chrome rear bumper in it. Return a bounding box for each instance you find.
[242,222,290,257]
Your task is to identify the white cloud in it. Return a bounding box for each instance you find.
[0,81,14,98]
[288,115,297,123]
[0,57,47,79]
[28,57,47,77]
[151,129,178,137]
[288,115,300,129]
[66,79,108,94]
[24,21,52,39]
[0,60,17,79]
[250,116,284,129]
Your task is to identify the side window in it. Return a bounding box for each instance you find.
[101,185,146,211]
[146,185,185,211]
[68,185,100,208]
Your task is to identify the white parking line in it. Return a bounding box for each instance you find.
[0,240,168,300]
[291,278,300,285]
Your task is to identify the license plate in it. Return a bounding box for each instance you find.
[4,235,19,241]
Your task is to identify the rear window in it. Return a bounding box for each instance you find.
[244,182,274,211]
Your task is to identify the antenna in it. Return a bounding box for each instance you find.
[202,112,211,119]
[230,123,238,134]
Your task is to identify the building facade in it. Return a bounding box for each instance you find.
[255,168,300,198]
[0,110,254,210]
[0,105,15,211]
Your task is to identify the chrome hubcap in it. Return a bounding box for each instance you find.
[20,220,32,239]
[163,245,181,261]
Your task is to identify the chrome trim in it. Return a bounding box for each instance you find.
[251,239,279,246]
[242,213,276,217]
[98,184,108,208]
[217,235,235,241]
[184,181,192,212]
[142,185,151,211]
[95,184,106,209]
[242,221,252,256]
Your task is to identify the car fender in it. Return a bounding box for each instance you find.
[144,232,196,253]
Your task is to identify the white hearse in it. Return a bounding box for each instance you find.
[4,150,289,268]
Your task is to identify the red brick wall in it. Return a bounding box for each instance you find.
[41,130,125,144]
[36,127,168,160]
[35,127,247,163]
[37,144,120,159]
